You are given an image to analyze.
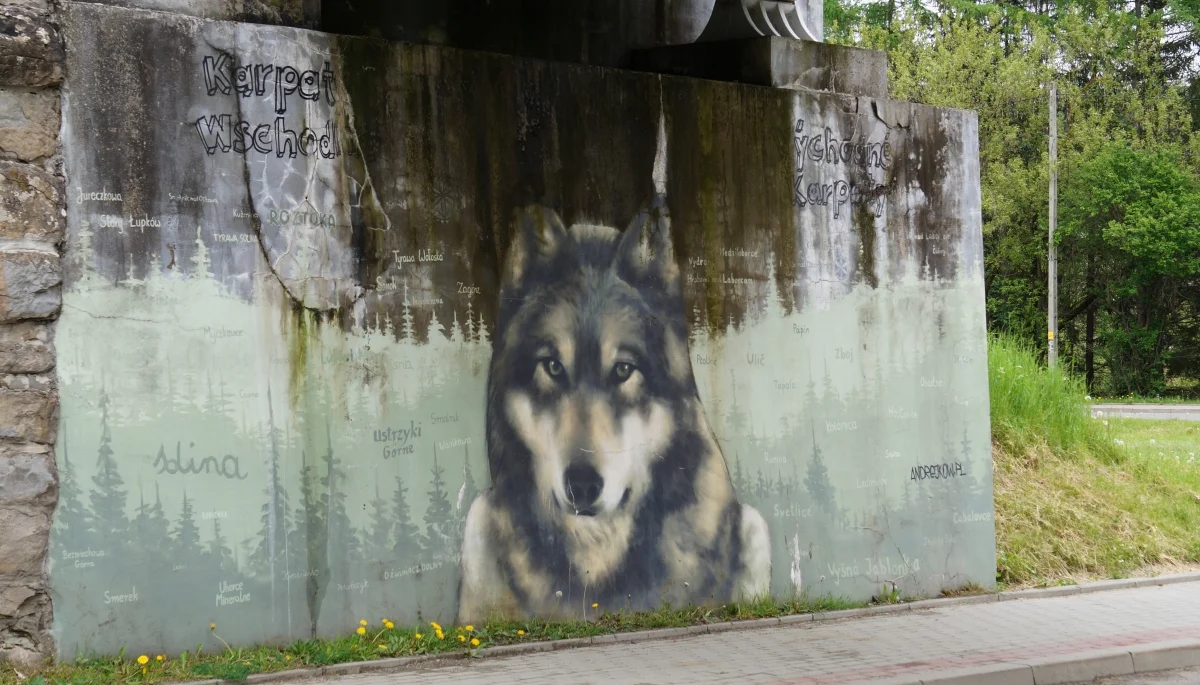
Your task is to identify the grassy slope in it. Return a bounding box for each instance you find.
[991,335,1200,586]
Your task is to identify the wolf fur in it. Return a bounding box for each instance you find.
[457,197,771,623]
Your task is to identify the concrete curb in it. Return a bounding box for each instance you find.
[190,573,1200,684]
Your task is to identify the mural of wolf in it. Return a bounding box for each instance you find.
[456,196,772,622]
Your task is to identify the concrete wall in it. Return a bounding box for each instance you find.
[0,0,65,669]
[38,0,991,660]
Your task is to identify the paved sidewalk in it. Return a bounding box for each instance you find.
[289,582,1200,685]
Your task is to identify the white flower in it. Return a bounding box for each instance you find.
[1085,395,1093,401]
[1150,439,1157,444]
[1103,420,1109,426]
[555,590,563,599]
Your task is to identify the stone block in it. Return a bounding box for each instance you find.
[0,322,53,374]
[1130,639,1200,673]
[0,7,63,88]
[1028,650,1134,684]
[0,89,57,161]
[0,386,56,443]
[0,161,61,244]
[0,251,60,322]
[631,37,888,98]
[0,505,49,576]
[0,577,51,669]
[0,442,54,506]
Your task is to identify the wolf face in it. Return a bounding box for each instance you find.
[488,199,694,529]
[458,196,771,622]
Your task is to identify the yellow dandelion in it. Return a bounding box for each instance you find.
[209,623,216,630]
[378,644,387,650]
[415,633,423,640]
[357,627,367,636]
[458,634,466,642]
[431,621,442,631]
[436,629,445,640]
[471,638,480,647]
[360,619,368,627]
[465,625,474,632]
[517,630,525,636]
[384,621,395,630]
[156,655,164,662]
[285,655,292,661]
[137,655,149,665]
[591,603,598,608]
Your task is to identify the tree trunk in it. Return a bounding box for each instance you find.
[1085,253,1095,390]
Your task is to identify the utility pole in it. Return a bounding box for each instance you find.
[1048,82,1058,368]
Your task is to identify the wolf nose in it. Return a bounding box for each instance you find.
[564,463,604,511]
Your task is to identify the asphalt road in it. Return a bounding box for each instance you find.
[1091,404,1200,421]
[1096,667,1200,684]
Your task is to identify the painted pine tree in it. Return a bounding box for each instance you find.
[804,424,837,520]
[320,423,361,565]
[421,448,454,563]
[391,474,421,564]
[209,519,235,572]
[89,393,129,544]
[173,490,203,564]
[54,425,89,538]
[364,478,392,563]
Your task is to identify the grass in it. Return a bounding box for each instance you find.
[0,594,880,684]
[990,333,1200,586]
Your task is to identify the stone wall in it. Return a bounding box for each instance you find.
[0,0,64,669]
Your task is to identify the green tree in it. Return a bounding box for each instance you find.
[89,393,128,543]
[392,474,421,563]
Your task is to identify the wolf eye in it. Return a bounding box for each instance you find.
[543,358,565,378]
[612,362,635,383]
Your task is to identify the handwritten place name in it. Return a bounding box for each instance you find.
[436,437,472,450]
[931,246,946,256]
[457,282,481,296]
[953,511,993,524]
[214,234,256,244]
[773,380,796,391]
[285,569,321,581]
[98,215,124,229]
[826,562,860,585]
[953,355,974,364]
[723,248,759,259]
[722,274,753,286]
[169,192,218,204]
[63,548,104,568]
[688,257,705,267]
[827,557,920,585]
[216,581,251,607]
[195,116,341,159]
[792,324,810,336]
[202,327,244,340]
[337,580,369,594]
[911,462,964,481]
[924,534,955,548]
[267,209,334,227]
[391,249,444,264]
[773,503,813,519]
[127,215,161,232]
[920,377,945,388]
[694,354,715,366]
[953,396,970,407]
[794,120,892,170]
[233,207,258,220]
[432,412,459,425]
[887,407,918,420]
[383,555,459,581]
[202,511,228,520]
[826,420,858,432]
[239,390,258,399]
[154,442,249,480]
[104,587,139,604]
[747,353,765,366]
[857,477,886,488]
[884,450,901,460]
[412,296,444,307]
[835,347,854,361]
[375,421,422,459]
[76,188,122,204]
[764,456,787,464]
[687,275,709,284]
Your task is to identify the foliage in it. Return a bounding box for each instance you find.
[828,0,1200,396]
[987,334,1200,585]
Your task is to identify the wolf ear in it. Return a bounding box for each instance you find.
[615,195,680,294]
[502,205,568,293]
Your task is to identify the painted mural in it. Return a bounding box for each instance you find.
[52,2,993,657]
